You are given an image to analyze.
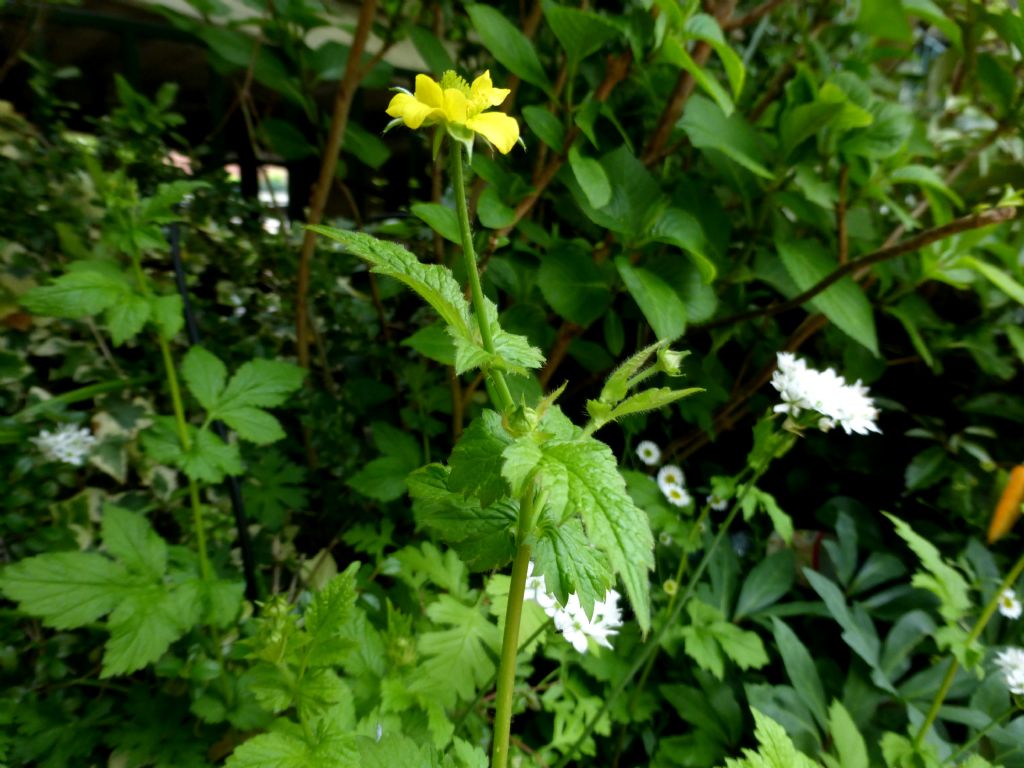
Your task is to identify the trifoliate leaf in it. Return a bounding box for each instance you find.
[680,601,768,679]
[181,346,227,413]
[218,406,286,445]
[217,359,306,411]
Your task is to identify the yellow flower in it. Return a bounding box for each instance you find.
[386,70,520,155]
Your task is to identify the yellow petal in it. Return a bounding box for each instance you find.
[466,111,520,154]
[470,70,510,108]
[386,92,440,129]
[442,88,469,124]
[413,74,444,108]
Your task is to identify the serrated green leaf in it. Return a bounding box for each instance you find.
[0,552,133,628]
[226,726,358,768]
[537,431,654,631]
[149,293,184,340]
[884,513,971,624]
[718,709,819,768]
[777,238,878,355]
[348,456,417,502]
[403,322,456,365]
[408,595,500,708]
[304,562,360,667]
[101,505,167,580]
[309,227,472,339]
[102,581,202,677]
[449,410,513,506]
[105,292,150,346]
[217,359,306,411]
[20,264,129,318]
[181,346,228,413]
[219,407,286,445]
[530,515,611,615]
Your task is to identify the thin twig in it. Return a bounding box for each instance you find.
[697,207,1018,331]
[295,0,379,369]
[723,0,785,30]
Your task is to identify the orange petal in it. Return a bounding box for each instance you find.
[988,465,1024,543]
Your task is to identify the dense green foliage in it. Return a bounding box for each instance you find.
[2,0,1024,766]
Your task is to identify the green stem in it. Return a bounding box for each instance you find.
[914,548,1024,750]
[17,376,157,419]
[449,141,514,413]
[130,250,212,581]
[558,462,771,768]
[491,484,537,768]
[946,705,1015,764]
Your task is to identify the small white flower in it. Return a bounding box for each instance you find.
[706,494,729,512]
[999,589,1022,620]
[662,483,692,508]
[771,352,880,436]
[657,464,685,491]
[636,440,661,466]
[524,562,623,653]
[30,423,97,466]
[995,647,1024,695]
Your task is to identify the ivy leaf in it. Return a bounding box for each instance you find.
[408,595,500,708]
[537,431,655,631]
[449,410,513,506]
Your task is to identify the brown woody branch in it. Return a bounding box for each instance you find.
[295,0,378,369]
[723,0,785,31]
[697,206,1018,332]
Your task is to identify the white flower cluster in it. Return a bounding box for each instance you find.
[771,352,880,435]
[636,440,693,509]
[524,563,623,653]
[30,424,97,466]
[999,588,1022,620]
[995,647,1024,696]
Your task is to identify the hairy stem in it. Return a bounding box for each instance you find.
[450,142,515,413]
[130,251,212,581]
[492,485,537,768]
